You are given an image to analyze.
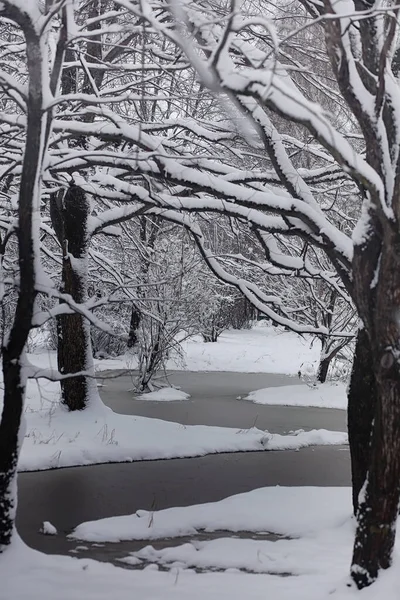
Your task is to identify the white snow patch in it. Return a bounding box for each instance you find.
[40,521,57,536]
[245,382,347,410]
[30,324,320,376]
[262,429,347,449]
[124,532,352,576]
[136,387,191,402]
[70,487,351,542]
[175,325,321,374]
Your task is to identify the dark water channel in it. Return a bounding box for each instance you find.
[17,371,350,567]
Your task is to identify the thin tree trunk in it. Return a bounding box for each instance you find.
[347,328,376,515]
[316,355,331,383]
[127,305,141,349]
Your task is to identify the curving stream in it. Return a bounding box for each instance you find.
[16,371,350,565]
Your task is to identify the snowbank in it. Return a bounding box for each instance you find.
[4,487,400,600]
[244,382,347,410]
[71,486,351,542]
[136,387,191,401]
[20,394,346,471]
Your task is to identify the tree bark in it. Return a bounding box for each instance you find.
[316,353,331,383]
[0,357,26,548]
[351,235,400,588]
[347,328,377,515]
[0,7,47,550]
[52,185,94,411]
[57,266,91,411]
[351,375,400,587]
[127,305,141,349]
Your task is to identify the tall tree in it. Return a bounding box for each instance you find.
[0,0,64,550]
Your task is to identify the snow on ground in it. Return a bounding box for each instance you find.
[126,533,351,575]
[173,325,321,374]
[0,537,354,600]
[244,382,347,410]
[18,381,346,470]
[135,387,191,401]
[4,488,400,600]
[28,322,320,376]
[71,486,351,542]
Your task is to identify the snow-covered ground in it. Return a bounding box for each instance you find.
[26,323,320,376]
[173,326,321,374]
[71,485,350,542]
[56,322,320,375]
[3,487,400,600]
[244,382,347,410]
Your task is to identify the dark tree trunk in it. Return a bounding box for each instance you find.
[317,354,331,383]
[51,185,93,411]
[351,235,400,588]
[127,305,141,349]
[0,12,47,550]
[347,328,377,515]
[57,264,91,411]
[351,375,400,587]
[54,9,99,410]
[0,357,25,549]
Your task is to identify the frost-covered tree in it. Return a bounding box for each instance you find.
[0,0,63,551]
[202,217,355,375]
[118,217,198,391]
